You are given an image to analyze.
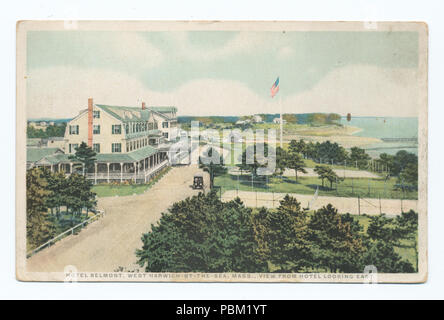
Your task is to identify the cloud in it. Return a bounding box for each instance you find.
[277,46,294,60]
[28,32,164,72]
[168,31,267,61]
[26,65,420,119]
[283,65,420,117]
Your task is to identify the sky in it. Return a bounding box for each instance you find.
[26,30,420,118]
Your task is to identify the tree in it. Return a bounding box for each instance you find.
[26,168,56,249]
[308,204,364,272]
[238,143,273,177]
[363,213,415,273]
[314,165,330,188]
[65,173,96,222]
[283,114,297,124]
[395,210,418,271]
[349,147,371,169]
[199,147,227,189]
[361,240,414,273]
[286,152,307,181]
[274,146,288,178]
[136,192,265,272]
[44,170,68,219]
[398,162,418,189]
[265,195,311,272]
[378,153,395,173]
[68,142,97,176]
[392,150,418,177]
[288,139,306,155]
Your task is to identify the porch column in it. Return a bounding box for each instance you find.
[94,163,97,185]
[58,163,61,172]
[69,163,72,174]
[133,162,137,182]
[120,162,123,183]
[107,163,110,183]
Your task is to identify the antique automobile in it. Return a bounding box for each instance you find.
[193,174,204,189]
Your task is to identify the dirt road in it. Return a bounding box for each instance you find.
[27,165,208,272]
[221,190,417,216]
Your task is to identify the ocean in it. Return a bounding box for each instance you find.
[340,116,418,156]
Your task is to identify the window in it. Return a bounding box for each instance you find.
[93,110,100,119]
[163,132,169,139]
[125,124,129,134]
[93,143,100,153]
[69,143,79,153]
[69,125,79,135]
[112,143,121,153]
[93,125,100,134]
[112,124,122,134]
[148,122,154,130]
[162,122,169,128]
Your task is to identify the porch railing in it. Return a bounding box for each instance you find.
[82,160,169,182]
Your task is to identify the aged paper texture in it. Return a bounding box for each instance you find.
[16,21,428,283]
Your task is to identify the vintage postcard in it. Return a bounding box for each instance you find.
[16,21,428,283]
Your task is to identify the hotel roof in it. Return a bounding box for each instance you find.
[95,104,177,123]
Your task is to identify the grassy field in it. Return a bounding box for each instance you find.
[92,167,171,197]
[214,173,417,200]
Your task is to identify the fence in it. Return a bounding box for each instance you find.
[220,173,417,200]
[218,188,417,216]
[26,209,106,258]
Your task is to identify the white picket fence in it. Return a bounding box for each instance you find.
[26,209,106,258]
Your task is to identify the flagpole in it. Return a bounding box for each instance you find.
[279,95,283,148]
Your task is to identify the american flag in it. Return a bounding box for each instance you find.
[270,77,279,98]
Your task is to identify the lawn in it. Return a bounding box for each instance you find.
[214,173,417,200]
[92,167,171,197]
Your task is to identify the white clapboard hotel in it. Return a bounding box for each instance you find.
[27,98,179,183]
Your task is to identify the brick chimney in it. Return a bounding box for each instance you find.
[88,98,93,147]
[142,101,146,110]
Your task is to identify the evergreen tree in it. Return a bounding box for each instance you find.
[265,195,311,272]
[199,147,227,189]
[237,143,273,177]
[314,165,342,189]
[136,192,264,272]
[363,213,415,273]
[68,142,97,175]
[308,204,364,272]
[286,152,307,181]
[274,146,288,178]
[26,168,56,249]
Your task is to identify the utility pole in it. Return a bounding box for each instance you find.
[379,195,382,214]
[352,177,354,194]
[272,191,275,208]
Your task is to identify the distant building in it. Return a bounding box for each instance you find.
[27,138,44,148]
[272,117,286,124]
[253,115,263,123]
[235,119,251,125]
[44,137,65,150]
